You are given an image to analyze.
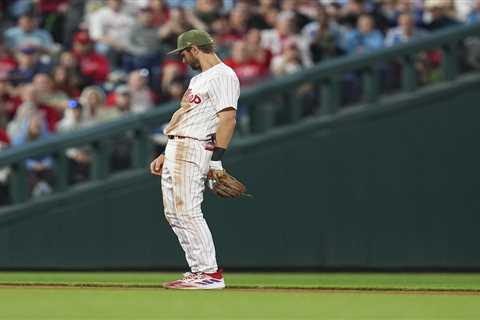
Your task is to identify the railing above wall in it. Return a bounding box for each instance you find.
[241,23,480,132]
[1,23,480,205]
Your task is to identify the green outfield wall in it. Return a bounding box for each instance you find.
[0,74,479,269]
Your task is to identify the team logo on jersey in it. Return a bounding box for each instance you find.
[185,89,202,105]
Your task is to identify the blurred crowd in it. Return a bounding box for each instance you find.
[1,0,480,202]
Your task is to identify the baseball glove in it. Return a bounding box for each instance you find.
[206,170,250,198]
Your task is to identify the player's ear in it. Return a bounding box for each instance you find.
[191,45,199,55]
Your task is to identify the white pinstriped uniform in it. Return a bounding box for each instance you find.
[162,63,240,273]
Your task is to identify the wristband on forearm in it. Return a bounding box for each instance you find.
[211,147,226,161]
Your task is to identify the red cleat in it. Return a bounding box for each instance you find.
[163,270,225,290]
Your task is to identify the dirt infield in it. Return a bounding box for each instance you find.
[1,283,479,296]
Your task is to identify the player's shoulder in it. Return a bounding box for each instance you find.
[208,63,239,83]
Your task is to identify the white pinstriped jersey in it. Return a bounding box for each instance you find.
[164,63,240,140]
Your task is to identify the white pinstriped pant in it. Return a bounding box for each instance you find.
[161,137,218,273]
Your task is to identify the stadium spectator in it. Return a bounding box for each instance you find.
[423,0,460,31]
[58,100,95,133]
[324,2,344,26]
[245,28,272,70]
[256,2,280,30]
[271,41,305,76]
[71,31,110,85]
[58,51,78,72]
[33,73,69,112]
[385,13,429,47]
[122,0,150,15]
[396,0,424,27]
[10,82,59,134]
[51,65,81,98]
[452,0,472,21]
[194,0,222,25]
[62,0,86,47]
[111,85,132,114]
[281,0,313,30]
[149,0,171,27]
[376,0,400,29]
[303,5,343,63]
[209,14,234,54]
[224,40,269,86]
[57,100,93,184]
[343,14,384,54]
[228,5,251,40]
[35,0,69,43]
[159,7,207,51]
[159,59,187,99]
[164,77,187,101]
[78,86,118,123]
[256,0,278,22]
[88,0,135,68]
[467,0,480,24]
[338,0,367,30]
[11,114,54,198]
[302,4,339,42]
[383,13,431,88]
[124,7,164,72]
[261,11,312,67]
[127,70,155,113]
[9,46,50,85]
[4,12,54,53]
[7,84,40,139]
[57,51,91,92]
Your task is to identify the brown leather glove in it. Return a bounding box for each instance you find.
[206,170,249,198]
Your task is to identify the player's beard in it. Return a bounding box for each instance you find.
[188,57,201,70]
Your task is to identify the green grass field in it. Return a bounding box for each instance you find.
[0,272,479,320]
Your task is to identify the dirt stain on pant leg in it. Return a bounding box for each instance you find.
[173,141,187,212]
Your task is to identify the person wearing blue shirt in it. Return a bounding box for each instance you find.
[4,12,54,53]
[385,13,428,47]
[12,114,54,197]
[467,0,480,24]
[8,46,51,85]
[343,14,384,54]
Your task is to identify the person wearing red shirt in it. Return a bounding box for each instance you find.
[224,40,269,87]
[245,28,272,69]
[71,31,110,85]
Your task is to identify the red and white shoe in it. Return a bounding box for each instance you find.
[163,270,225,290]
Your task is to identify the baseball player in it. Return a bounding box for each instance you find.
[150,29,240,289]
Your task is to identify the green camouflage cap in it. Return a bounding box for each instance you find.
[167,29,215,55]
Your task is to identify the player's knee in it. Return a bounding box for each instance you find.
[176,208,203,219]
[164,208,203,226]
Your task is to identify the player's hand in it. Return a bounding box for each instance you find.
[207,169,226,190]
[150,154,165,176]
